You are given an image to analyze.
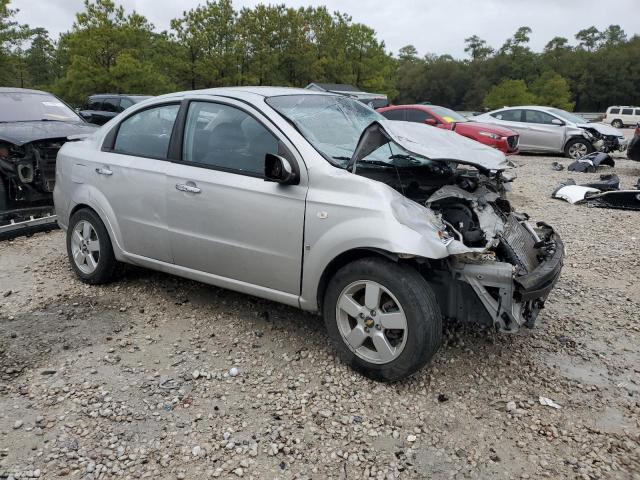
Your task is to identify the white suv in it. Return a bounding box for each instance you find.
[604,106,640,128]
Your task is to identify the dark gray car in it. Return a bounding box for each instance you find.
[79,94,152,125]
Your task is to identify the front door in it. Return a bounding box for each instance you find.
[166,99,307,295]
[521,109,565,152]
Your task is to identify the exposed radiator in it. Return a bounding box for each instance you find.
[501,215,539,273]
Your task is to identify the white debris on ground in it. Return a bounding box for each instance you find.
[0,137,639,479]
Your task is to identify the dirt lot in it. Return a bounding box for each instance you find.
[1,135,639,479]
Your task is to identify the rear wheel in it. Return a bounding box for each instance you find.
[611,119,623,129]
[564,138,594,159]
[66,208,118,284]
[323,257,442,382]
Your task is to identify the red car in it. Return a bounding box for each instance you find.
[377,104,519,154]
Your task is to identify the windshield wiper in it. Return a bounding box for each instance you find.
[331,156,351,161]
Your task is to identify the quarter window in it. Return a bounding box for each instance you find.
[113,104,179,158]
[182,101,279,175]
[491,109,522,122]
[120,98,134,111]
[523,110,556,124]
[381,109,405,121]
[622,108,633,115]
[635,109,640,116]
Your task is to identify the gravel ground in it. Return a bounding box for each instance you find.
[1,133,639,479]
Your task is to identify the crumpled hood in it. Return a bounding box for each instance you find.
[350,120,509,172]
[577,122,624,137]
[0,120,97,146]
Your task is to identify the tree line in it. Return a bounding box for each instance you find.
[1,0,638,112]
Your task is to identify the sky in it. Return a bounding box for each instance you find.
[11,0,640,58]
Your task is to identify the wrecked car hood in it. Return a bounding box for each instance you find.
[350,120,509,172]
[0,121,97,146]
[577,122,623,137]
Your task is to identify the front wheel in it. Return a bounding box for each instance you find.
[323,257,442,382]
[564,138,594,159]
[66,208,118,284]
[611,119,623,129]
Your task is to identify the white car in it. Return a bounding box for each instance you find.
[473,106,627,159]
[603,106,640,128]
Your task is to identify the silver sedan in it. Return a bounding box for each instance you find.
[54,87,564,381]
[473,106,627,159]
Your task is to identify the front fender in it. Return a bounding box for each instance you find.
[299,212,449,311]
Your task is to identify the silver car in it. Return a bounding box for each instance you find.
[473,106,627,159]
[54,87,564,381]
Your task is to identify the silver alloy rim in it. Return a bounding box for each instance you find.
[335,280,408,365]
[568,142,589,159]
[70,220,100,274]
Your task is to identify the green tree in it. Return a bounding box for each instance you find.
[0,0,30,85]
[576,26,601,51]
[484,79,536,109]
[24,28,57,87]
[464,35,493,61]
[530,71,574,110]
[54,0,173,104]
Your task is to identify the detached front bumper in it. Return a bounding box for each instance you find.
[451,220,564,332]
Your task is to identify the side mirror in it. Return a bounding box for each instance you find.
[424,118,437,126]
[551,118,564,126]
[265,153,298,185]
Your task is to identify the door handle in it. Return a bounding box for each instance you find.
[95,167,113,176]
[175,183,201,194]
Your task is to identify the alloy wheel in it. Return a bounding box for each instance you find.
[70,220,100,274]
[568,142,589,159]
[335,280,408,364]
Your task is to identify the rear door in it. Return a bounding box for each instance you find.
[165,98,308,295]
[98,97,120,125]
[621,108,634,125]
[92,102,181,262]
[79,97,103,124]
[489,109,530,146]
[521,109,564,152]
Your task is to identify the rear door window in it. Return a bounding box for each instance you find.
[406,109,436,123]
[380,109,405,121]
[102,98,120,113]
[523,110,556,124]
[182,101,280,176]
[87,98,103,110]
[492,109,522,122]
[635,109,640,116]
[113,104,180,159]
[622,108,633,115]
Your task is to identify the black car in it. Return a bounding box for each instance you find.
[0,88,96,212]
[79,94,152,125]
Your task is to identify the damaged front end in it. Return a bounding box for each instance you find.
[579,124,627,154]
[352,121,564,332]
[0,139,62,205]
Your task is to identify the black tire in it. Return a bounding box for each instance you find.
[66,208,118,284]
[322,257,442,382]
[564,137,594,159]
[0,176,9,211]
[611,119,623,129]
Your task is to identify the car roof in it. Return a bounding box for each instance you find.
[89,93,151,98]
[0,87,51,95]
[152,86,335,103]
